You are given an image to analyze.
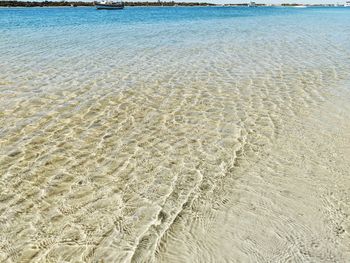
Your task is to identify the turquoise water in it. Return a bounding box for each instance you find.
[1,6,350,263]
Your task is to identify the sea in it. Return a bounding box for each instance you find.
[1,6,350,262]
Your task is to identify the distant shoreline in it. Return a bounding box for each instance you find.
[0,1,347,8]
[0,1,215,7]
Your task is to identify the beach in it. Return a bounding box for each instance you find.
[1,6,350,262]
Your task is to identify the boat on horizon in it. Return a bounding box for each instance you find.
[94,1,124,10]
[345,1,350,6]
[248,1,257,7]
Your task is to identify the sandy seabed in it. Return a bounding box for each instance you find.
[1,7,350,263]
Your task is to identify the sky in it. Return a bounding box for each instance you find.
[109,0,344,4]
[104,0,345,3]
[20,0,350,5]
[232,0,345,2]
[182,0,346,3]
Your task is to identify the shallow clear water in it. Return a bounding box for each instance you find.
[1,6,350,262]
